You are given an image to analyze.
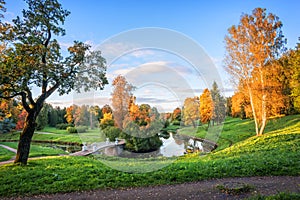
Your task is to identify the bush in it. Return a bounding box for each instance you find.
[66,126,88,134]
[122,121,162,152]
[56,123,73,130]
[76,126,88,133]
[172,120,180,126]
[102,126,121,141]
[66,127,77,133]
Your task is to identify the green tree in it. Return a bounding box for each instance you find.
[0,0,108,164]
[36,103,49,130]
[288,40,300,112]
[210,81,226,125]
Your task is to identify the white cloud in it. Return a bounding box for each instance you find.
[130,49,155,58]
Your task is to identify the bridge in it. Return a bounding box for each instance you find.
[70,139,125,156]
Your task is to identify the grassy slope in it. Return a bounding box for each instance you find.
[178,115,300,150]
[0,115,299,197]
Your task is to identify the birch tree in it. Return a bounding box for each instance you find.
[224,8,286,135]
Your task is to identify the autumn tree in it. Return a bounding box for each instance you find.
[111,75,134,129]
[172,107,181,122]
[65,106,75,125]
[224,8,286,136]
[127,96,140,122]
[122,101,162,153]
[100,112,114,130]
[0,99,17,133]
[99,104,113,129]
[199,88,214,126]
[101,104,112,115]
[73,105,90,127]
[0,0,108,164]
[182,97,199,127]
[16,109,27,130]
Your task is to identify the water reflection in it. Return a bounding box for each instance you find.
[97,132,207,158]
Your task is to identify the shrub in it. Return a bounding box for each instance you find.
[56,123,73,130]
[76,126,88,133]
[172,120,180,126]
[102,126,121,141]
[67,127,77,133]
[122,121,162,152]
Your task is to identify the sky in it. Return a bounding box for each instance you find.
[4,0,300,112]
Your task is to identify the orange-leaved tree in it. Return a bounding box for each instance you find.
[199,88,214,126]
[224,8,286,135]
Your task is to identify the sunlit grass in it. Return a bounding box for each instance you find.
[0,123,299,197]
[0,115,299,197]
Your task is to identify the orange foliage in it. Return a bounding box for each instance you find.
[16,109,27,130]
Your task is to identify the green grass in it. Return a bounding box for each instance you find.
[248,192,300,200]
[0,142,67,157]
[0,146,15,162]
[38,126,69,134]
[178,115,300,151]
[0,127,106,144]
[0,115,299,197]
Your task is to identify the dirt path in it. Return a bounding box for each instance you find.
[4,176,299,200]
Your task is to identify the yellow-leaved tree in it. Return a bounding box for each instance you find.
[224,8,286,135]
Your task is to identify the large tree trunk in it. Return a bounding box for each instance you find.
[14,111,37,165]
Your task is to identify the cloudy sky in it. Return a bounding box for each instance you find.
[4,0,300,111]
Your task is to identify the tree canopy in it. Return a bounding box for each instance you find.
[0,0,108,164]
[225,7,286,135]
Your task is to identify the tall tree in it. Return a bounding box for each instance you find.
[224,8,286,136]
[210,81,226,125]
[111,75,134,129]
[0,0,108,164]
[182,97,199,127]
[288,40,300,112]
[199,88,214,126]
[36,103,49,130]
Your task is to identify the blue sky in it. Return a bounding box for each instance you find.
[4,0,300,111]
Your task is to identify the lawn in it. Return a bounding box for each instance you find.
[0,115,299,197]
[0,142,68,158]
[0,127,105,144]
[0,145,15,162]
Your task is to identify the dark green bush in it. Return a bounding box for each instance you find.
[122,121,162,152]
[103,126,121,141]
[172,120,180,126]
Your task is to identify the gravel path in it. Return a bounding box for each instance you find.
[5,176,299,200]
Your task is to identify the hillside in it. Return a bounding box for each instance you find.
[0,115,299,197]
